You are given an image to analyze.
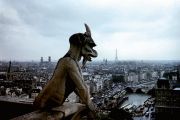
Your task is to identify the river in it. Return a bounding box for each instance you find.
[120,93,151,107]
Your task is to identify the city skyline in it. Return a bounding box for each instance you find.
[0,0,180,61]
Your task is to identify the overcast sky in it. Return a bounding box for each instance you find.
[0,0,180,61]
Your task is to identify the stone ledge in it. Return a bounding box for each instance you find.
[11,103,86,120]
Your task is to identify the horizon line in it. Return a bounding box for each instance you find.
[1,59,180,62]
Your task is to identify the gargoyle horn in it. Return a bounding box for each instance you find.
[85,23,91,36]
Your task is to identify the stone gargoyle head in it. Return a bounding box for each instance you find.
[69,24,98,67]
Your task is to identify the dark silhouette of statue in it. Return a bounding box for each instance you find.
[33,24,98,119]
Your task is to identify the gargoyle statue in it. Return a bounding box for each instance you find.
[33,24,98,118]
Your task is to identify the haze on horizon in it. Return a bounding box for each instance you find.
[0,0,180,61]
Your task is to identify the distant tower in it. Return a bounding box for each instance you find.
[105,59,108,65]
[40,57,43,63]
[7,61,11,80]
[115,49,118,62]
[176,65,180,82]
[103,58,108,65]
[48,56,51,62]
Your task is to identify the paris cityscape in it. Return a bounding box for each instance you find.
[0,56,180,120]
[1,0,180,120]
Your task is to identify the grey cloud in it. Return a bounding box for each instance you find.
[0,0,180,61]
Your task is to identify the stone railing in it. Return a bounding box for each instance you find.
[11,102,87,120]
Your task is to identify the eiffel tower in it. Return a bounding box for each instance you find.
[115,49,118,62]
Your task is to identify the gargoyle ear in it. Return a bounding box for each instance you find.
[77,33,85,45]
[84,23,91,36]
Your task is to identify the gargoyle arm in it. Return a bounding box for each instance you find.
[66,59,95,111]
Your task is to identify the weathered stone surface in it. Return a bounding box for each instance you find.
[11,103,86,120]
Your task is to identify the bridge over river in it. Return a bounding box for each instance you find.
[126,80,157,93]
